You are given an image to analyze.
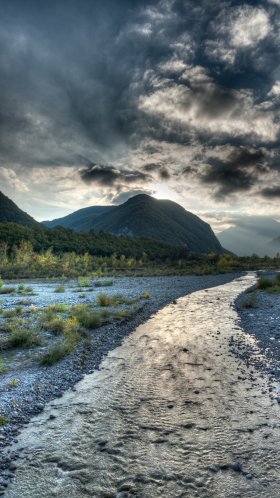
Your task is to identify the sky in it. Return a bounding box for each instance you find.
[0,0,280,231]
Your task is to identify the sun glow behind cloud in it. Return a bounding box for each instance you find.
[0,0,280,229]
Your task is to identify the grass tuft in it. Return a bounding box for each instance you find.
[240,292,258,309]
[54,285,65,293]
[0,416,8,426]
[9,328,42,348]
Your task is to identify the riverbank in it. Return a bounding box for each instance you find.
[235,281,280,389]
[0,273,240,488]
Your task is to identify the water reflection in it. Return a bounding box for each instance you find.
[6,274,280,498]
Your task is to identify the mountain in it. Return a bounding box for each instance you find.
[0,191,40,228]
[44,206,113,231]
[217,216,280,256]
[43,194,224,253]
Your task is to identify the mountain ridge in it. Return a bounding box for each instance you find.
[43,194,224,254]
[0,191,40,228]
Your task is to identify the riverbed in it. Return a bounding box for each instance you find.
[5,274,280,497]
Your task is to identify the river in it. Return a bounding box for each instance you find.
[6,274,280,497]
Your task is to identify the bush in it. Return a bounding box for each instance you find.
[0,277,3,288]
[0,357,7,373]
[9,329,42,348]
[96,293,130,306]
[0,287,15,294]
[257,276,274,290]
[41,316,66,335]
[78,276,91,287]
[54,285,65,293]
[39,340,73,365]
[94,280,113,288]
[71,304,101,329]
[47,303,69,313]
[0,416,8,426]
[257,275,280,292]
[142,291,150,299]
[240,292,257,308]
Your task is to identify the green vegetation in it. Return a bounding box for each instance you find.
[141,291,150,299]
[94,280,114,287]
[54,284,65,293]
[0,357,7,373]
[0,286,15,294]
[240,292,258,309]
[2,306,23,318]
[9,328,42,348]
[78,276,91,287]
[7,378,19,388]
[257,274,280,292]
[47,303,69,313]
[39,339,75,366]
[0,416,9,426]
[1,221,280,279]
[71,304,102,329]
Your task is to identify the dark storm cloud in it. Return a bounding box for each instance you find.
[80,164,151,186]
[261,186,280,198]
[0,0,280,208]
[143,163,170,179]
[200,148,270,198]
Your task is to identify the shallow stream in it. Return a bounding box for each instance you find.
[6,274,280,498]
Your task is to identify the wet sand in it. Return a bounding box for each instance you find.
[5,274,280,498]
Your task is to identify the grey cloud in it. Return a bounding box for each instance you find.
[143,163,170,179]
[261,185,280,197]
[79,163,151,186]
[200,147,271,198]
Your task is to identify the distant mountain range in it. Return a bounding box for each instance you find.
[217,216,280,256]
[43,194,224,253]
[0,191,40,228]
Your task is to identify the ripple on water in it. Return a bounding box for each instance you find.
[6,274,280,498]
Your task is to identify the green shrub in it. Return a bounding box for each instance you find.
[9,329,42,348]
[54,285,65,293]
[96,293,128,306]
[142,291,150,299]
[267,285,280,293]
[78,276,91,287]
[257,276,274,289]
[0,357,7,373]
[3,306,23,318]
[0,277,3,288]
[7,378,19,388]
[41,316,66,335]
[0,287,15,294]
[0,416,8,426]
[47,303,69,313]
[240,292,257,308]
[71,304,101,329]
[39,340,73,365]
[95,280,113,287]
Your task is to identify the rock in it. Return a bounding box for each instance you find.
[231,463,242,472]
[49,414,56,420]
[245,473,253,480]
[9,463,17,471]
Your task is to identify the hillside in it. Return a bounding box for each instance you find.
[0,222,191,261]
[44,206,113,231]
[43,194,224,254]
[0,191,40,228]
[217,216,280,256]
